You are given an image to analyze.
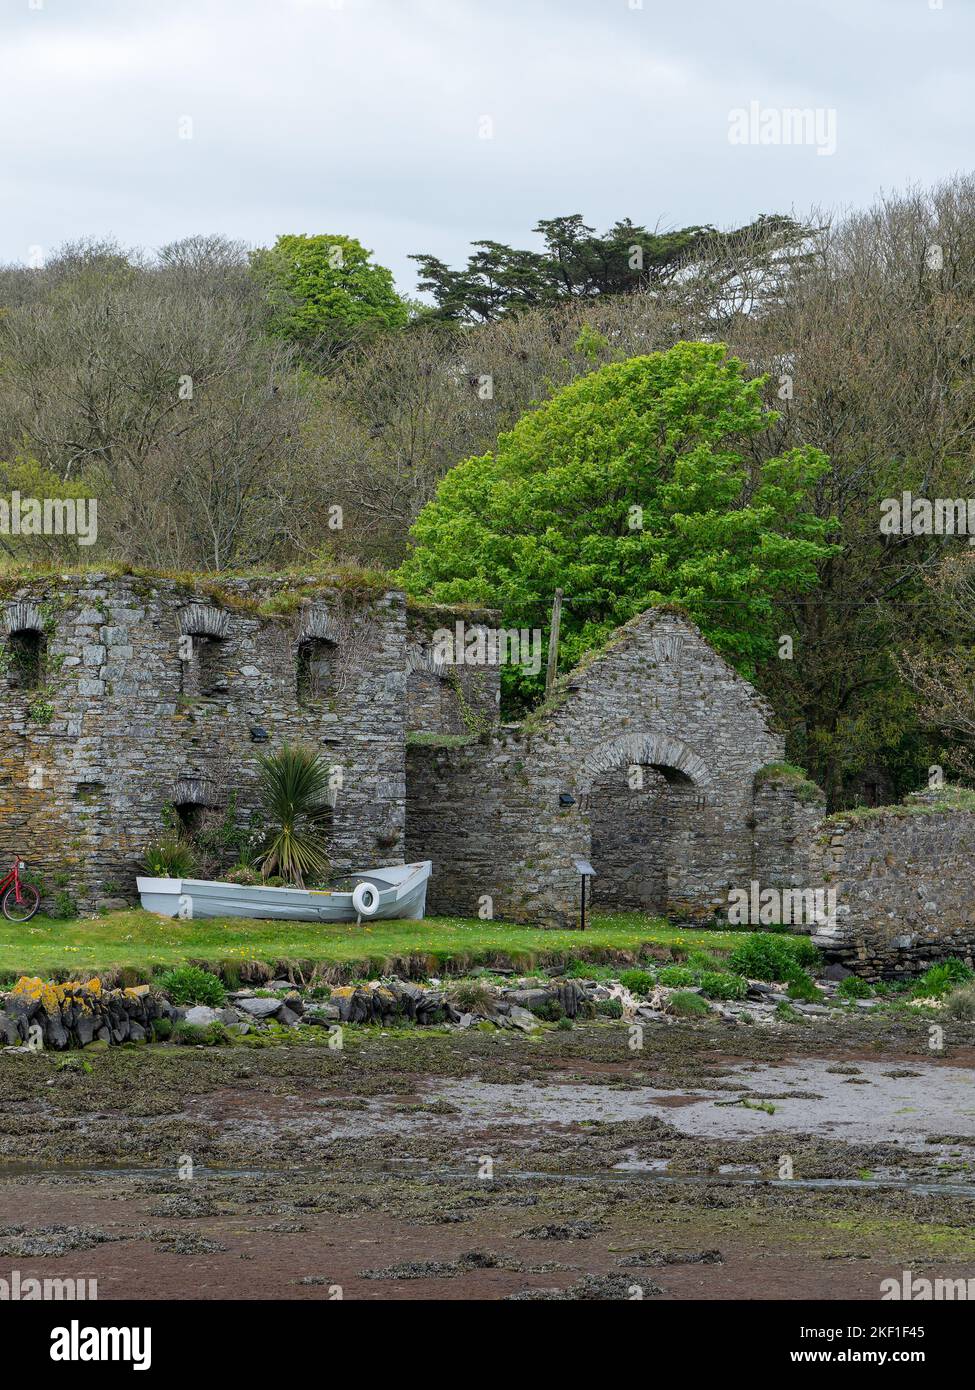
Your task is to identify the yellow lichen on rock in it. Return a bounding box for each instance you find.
[10,975,103,1014]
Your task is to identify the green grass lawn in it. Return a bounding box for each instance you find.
[0,908,740,982]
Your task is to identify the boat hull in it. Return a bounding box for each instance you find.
[136,862,431,922]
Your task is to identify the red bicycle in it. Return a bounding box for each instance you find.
[0,857,40,921]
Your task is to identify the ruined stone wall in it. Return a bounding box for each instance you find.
[564,615,785,918]
[0,575,407,910]
[808,796,975,978]
[751,769,828,891]
[406,731,585,927]
[22,579,975,967]
[405,608,501,737]
[407,611,785,926]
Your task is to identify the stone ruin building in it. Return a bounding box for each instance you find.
[2,572,974,978]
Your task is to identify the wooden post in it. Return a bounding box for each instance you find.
[545,588,563,698]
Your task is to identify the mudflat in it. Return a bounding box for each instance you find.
[2,1012,975,1300]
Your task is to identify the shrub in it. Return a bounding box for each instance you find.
[687,950,729,974]
[874,978,911,997]
[216,960,242,991]
[698,971,747,1000]
[944,986,975,1021]
[562,959,592,979]
[226,864,260,886]
[786,970,820,1002]
[837,975,873,1000]
[449,980,496,1015]
[142,833,196,878]
[727,933,820,984]
[911,958,975,999]
[657,965,696,988]
[532,997,565,1022]
[171,1020,231,1046]
[594,998,623,1018]
[788,935,822,969]
[668,991,710,1018]
[556,1016,574,1031]
[157,964,225,1007]
[151,1018,173,1042]
[619,968,653,996]
[256,743,332,888]
[55,1055,92,1074]
[50,891,78,920]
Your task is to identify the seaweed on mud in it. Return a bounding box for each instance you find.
[147,1228,230,1255]
[505,1274,664,1300]
[518,1219,603,1240]
[0,1224,121,1256]
[616,1248,723,1267]
[362,1250,500,1280]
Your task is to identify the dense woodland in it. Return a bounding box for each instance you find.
[3,179,975,808]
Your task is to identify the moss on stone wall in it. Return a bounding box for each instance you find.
[405,731,477,748]
[823,784,975,827]
[754,761,825,804]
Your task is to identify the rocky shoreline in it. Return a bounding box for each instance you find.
[0,964,882,1052]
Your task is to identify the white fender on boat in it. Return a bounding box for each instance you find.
[351,881,381,917]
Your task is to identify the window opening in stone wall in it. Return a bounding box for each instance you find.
[174,802,207,836]
[180,634,227,698]
[5,629,47,691]
[297,637,334,704]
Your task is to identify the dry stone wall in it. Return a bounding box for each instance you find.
[808,795,975,978]
[751,769,828,890]
[406,729,585,925]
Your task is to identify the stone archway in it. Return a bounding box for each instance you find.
[577,732,715,918]
[178,604,231,698]
[577,731,712,794]
[2,601,47,692]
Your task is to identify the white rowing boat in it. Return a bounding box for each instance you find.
[136,861,432,922]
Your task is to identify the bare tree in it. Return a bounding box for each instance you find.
[0,238,312,570]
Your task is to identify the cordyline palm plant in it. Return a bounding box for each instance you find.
[256,743,332,888]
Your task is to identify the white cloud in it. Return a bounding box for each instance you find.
[0,0,971,291]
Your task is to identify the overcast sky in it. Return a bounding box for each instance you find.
[1,0,972,294]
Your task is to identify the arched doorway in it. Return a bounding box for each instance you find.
[590,764,685,914]
[579,733,717,920]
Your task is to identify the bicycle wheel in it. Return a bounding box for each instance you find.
[3,883,39,921]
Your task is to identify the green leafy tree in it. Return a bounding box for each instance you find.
[399,341,837,705]
[252,233,408,348]
[410,213,812,322]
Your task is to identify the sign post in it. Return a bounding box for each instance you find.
[573,858,595,931]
